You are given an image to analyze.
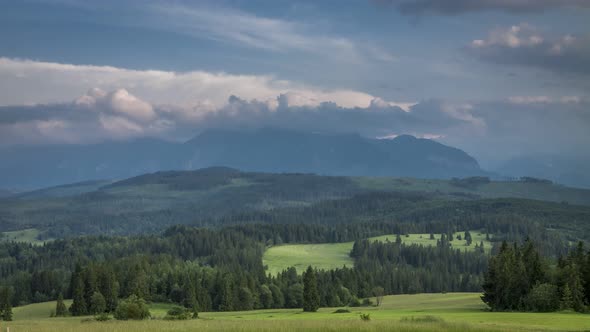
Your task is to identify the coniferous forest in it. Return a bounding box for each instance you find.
[1,184,590,318]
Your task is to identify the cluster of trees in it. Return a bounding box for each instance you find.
[482,240,590,312]
[69,263,118,316]
[350,235,487,294]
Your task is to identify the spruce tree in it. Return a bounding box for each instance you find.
[98,266,119,312]
[55,293,68,317]
[69,272,87,316]
[561,284,573,310]
[481,252,499,309]
[464,231,472,246]
[0,287,12,321]
[182,275,198,310]
[302,266,320,312]
[584,252,590,304]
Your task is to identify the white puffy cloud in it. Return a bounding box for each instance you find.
[0,57,406,110]
[78,88,156,122]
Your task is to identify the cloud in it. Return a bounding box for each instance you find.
[506,95,585,104]
[377,0,590,15]
[77,88,156,122]
[147,3,394,63]
[0,57,407,111]
[468,24,590,75]
[1,58,588,166]
[0,87,171,145]
[2,88,589,168]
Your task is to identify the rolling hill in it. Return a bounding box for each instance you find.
[2,167,590,240]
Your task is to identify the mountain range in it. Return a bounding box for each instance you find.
[0,128,487,189]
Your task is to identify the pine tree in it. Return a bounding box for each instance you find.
[481,252,499,309]
[302,266,320,312]
[562,264,585,312]
[521,239,545,291]
[98,266,119,312]
[182,275,198,310]
[464,231,472,246]
[217,274,234,311]
[561,284,573,310]
[84,266,99,311]
[55,293,68,317]
[584,251,590,304]
[0,287,12,321]
[69,271,87,316]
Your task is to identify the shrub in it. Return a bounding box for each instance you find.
[348,297,361,307]
[526,283,560,312]
[359,313,371,321]
[400,315,444,323]
[361,298,374,307]
[89,292,106,315]
[164,306,195,320]
[333,308,350,314]
[95,313,111,321]
[113,295,151,320]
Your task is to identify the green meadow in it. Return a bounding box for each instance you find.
[0,228,51,245]
[263,231,491,275]
[6,293,589,332]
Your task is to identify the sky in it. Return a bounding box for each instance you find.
[0,0,589,168]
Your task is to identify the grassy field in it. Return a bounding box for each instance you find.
[0,228,52,245]
[6,293,589,331]
[263,231,491,275]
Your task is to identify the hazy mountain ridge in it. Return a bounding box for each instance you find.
[0,128,486,189]
[497,155,590,189]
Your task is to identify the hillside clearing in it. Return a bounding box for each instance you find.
[263,231,491,275]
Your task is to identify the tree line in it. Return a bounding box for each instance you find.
[482,240,590,312]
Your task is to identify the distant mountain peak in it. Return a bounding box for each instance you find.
[1,127,486,189]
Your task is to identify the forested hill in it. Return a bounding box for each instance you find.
[0,128,486,189]
[2,167,590,239]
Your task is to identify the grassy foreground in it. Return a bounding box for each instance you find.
[6,293,590,331]
[263,231,491,275]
